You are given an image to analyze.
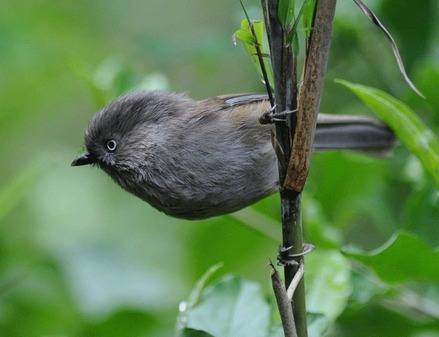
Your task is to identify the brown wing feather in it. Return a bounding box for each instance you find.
[217,93,269,107]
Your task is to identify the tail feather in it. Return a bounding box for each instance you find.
[314,114,396,154]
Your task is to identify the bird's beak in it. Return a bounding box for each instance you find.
[71,152,95,166]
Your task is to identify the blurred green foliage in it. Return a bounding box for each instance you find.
[0,1,438,337]
[338,80,439,184]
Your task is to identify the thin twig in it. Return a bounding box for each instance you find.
[352,0,424,98]
[287,261,304,301]
[270,263,298,337]
[240,0,275,106]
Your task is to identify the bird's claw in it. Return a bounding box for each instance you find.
[259,106,297,124]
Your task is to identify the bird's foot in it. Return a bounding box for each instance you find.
[259,105,297,124]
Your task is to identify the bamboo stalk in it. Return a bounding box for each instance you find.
[261,1,306,336]
[260,1,338,337]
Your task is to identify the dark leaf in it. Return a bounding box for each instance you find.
[287,0,309,44]
[343,231,439,283]
[302,0,316,39]
[380,0,434,71]
[337,304,439,337]
[352,0,424,97]
[278,0,296,27]
[182,328,215,337]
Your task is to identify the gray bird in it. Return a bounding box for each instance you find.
[72,91,395,219]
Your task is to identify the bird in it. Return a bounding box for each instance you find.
[72,90,395,220]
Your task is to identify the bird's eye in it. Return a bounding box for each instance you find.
[106,139,117,152]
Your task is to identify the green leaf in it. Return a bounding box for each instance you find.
[182,275,271,337]
[305,250,352,337]
[302,0,316,39]
[187,263,224,308]
[182,328,215,337]
[234,19,274,87]
[343,231,439,283]
[179,253,352,337]
[177,263,223,331]
[336,79,439,185]
[278,0,295,27]
[286,0,308,45]
[306,249,352,320]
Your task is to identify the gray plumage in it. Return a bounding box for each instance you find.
[73,90,395,219]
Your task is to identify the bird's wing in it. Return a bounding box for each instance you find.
[217,93,269,107]
[197,93,270,123]
[207,93,396,154]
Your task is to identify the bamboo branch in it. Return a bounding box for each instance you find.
[271,263,298,337]
[284,0,337,191]
[260,2,337,337]
[261,0,297,168]
[261,1,306,336]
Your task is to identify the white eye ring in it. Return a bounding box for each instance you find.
[106,139,117,152]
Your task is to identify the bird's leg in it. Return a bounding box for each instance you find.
[259,104,278,124]
[259,105,297,124]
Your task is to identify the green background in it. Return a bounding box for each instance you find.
[0,0,438,336]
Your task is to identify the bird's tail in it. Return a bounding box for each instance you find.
[314,114,396,154]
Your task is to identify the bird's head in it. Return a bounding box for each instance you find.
[71,90,192,183]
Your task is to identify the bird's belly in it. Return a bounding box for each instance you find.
[128,164,278,220]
